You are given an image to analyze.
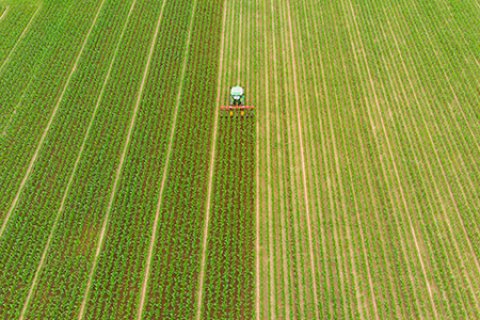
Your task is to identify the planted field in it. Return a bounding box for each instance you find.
[1,0,479,319]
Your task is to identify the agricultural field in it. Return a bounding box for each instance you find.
[1,0,479,319]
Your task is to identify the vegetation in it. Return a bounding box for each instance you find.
[0,0,479,319]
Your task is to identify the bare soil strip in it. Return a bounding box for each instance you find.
[17,1,138,319]
[135,2,197,319]
[76,2,168,318]
[0,4,41,74]
[194,4,227,320]
[0,0,104,239]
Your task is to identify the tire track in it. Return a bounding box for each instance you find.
[76,1,168,317]
[0,0,105,239]
[17,1,138,318]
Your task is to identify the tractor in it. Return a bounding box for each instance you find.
[220,86,254,116]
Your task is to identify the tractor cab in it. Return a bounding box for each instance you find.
[230,86,245,106]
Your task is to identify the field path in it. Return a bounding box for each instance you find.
[76,1,168,318]
[0,4,41,74]
[135,1,197,318]
[16,2,138,319]
[194,4,227,320]
[0,0,105,239]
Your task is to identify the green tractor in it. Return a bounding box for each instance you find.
[220,85,254,116]
[229,86,246,106]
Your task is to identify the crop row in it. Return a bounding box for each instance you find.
[0,0,163,318]
[248,0,480,318]
[1,0,230,318]
[202,115,256,320]
[279,0,480,318]
[24,1,173,318]
[139,1,225,319]
[81,0,199,318]
[199,1,257,318]
[344,0,480,317]
[0,3,37,64]
[0,0,100,216]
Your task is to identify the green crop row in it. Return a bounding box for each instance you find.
[0,3,37,64]
[81,1,198,318]
[202,116,256,320]
[22,1,171,318]
[1,0,230,318]
[0,0,143,318]
[0,0,98,216]
[140,1,225,319]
